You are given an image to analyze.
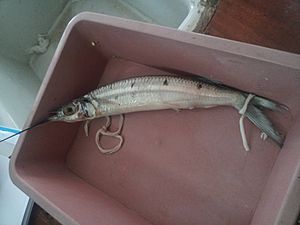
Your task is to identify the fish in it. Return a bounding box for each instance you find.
[49,74,288,148]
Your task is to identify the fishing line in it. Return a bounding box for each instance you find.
[0,120,49,143]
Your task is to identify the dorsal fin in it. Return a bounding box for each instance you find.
[180,74,224,86]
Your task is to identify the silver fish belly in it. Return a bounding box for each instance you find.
[88,75,240,117]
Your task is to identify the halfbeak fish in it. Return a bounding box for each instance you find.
[49,74,288,148]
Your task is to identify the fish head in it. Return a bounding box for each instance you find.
[49,97,97,122]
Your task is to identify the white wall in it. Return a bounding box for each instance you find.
[0,54,40,128]
[0,155,29,225]
[0,0,68,63]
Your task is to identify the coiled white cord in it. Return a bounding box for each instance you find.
[84,115,124,154]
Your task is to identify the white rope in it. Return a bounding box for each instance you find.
[84,120,91,136]
[94,115,124,154]
[95,129,123,154]
[83,115,124,154]
[238,94,255,151]
[105,114,124,135]
[28,35,50,54]
[260,132,268,141]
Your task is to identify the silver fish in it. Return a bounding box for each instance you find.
[49,75,287,147]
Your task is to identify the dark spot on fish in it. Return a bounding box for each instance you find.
[163,79,168,86]
[197,83,202,89]
[81,97,91,103]
[131,82,135,88]
[114,95,118,100]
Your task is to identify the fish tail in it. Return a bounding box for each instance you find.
[236,94,288,148]
[251,95,289,112]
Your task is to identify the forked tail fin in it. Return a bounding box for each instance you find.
[242,95,288,148]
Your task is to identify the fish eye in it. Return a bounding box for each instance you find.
[63,104,77,116]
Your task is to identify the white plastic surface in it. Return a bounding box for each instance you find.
[0,127,20,158]
[0,100,20,158]
[0,102,29,225]
[0,155,29,225]
[0,55,40,128]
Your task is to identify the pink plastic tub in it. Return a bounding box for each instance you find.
[10,13,300,225]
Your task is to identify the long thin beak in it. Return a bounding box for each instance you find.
[48,110,61,121]
[49,111,58,115]
[48,115,58,121]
